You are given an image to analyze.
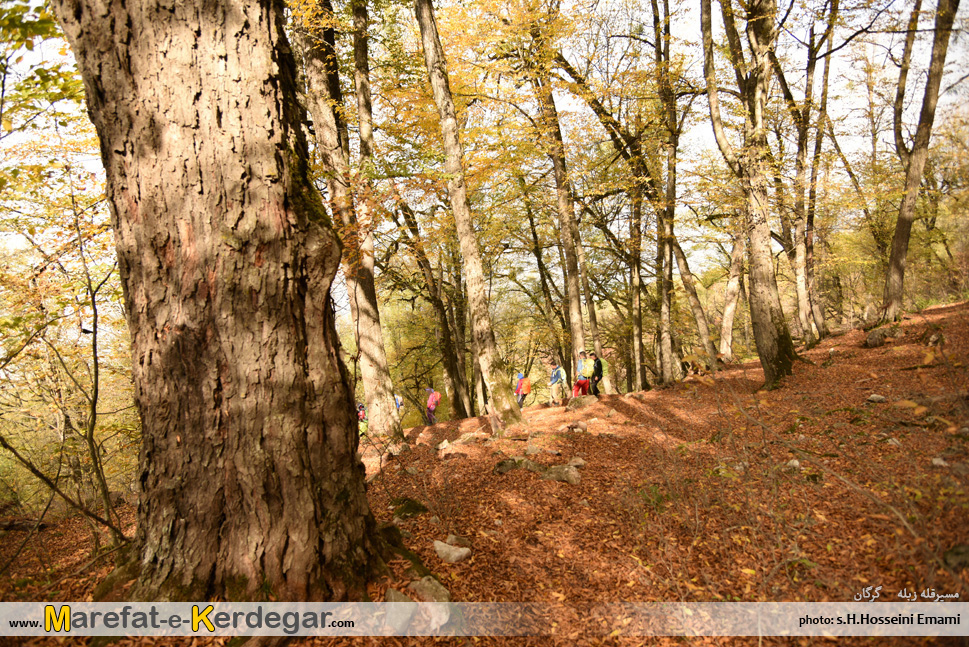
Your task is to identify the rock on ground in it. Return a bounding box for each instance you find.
[541,464,581,485]
[434,540,471,563]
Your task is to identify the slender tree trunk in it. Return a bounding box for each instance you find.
[630,188,647,391]
[397,198,470,419]
[574,227,613,393]
[532,72,586,369]
[882,0,960,321]
[52,0,380,600]
[414,0,521,427]
[672,236,717,361]
[656,206,677,383]
[297,0,401,439]
[719,228,746,361]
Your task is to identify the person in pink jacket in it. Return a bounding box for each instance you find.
[425,387,441,425]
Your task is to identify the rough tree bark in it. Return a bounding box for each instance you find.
[295,0,401,439]
[700,0,797,388]
[414,0,521,427]
[882,0,960,321]
[52,0,381,599]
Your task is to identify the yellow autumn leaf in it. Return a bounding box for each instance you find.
[913,406,928,416]
[894,400,919,408]
[741,568,757,576]
[923,351,936,365]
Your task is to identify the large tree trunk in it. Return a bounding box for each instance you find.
[52,0,380,600]
[700,0,796,388]
[296,0,401,439]
[882,0,960,321]
[414,0,521,427]
[656,206,677,383]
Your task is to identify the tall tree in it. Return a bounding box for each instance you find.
[700,0,798,388]
[52,0,381,599]
[414,0,522,427]
[881,0,961,321]
[296,0,402,439]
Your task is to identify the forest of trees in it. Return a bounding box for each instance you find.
[0,0,966,603]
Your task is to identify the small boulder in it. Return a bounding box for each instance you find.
[521,458,546,474]
[887,438,901,447]
[567,457,587,468]
[865,328,887,348]
[446,533,472,547]
[494,458,519,474]
[931,457,950,468]
[867,394,887,403]
[433,540,471,563]
[384,589,417,633]
[436,439,450,450]
[525,444,542,455]
[566,396,599,411]
[542,464,581,485]
[408,575,451,602]
[786,459,801,472]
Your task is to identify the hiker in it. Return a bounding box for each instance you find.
[394,393,404,413]
[590,352,603,396]
[573,351,592,396]
[357,403,367,421]
[548,363,566,405]
[514,372,531,407]
[425,387,441,425]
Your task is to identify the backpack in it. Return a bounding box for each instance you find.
[428,391,441,409]
[580,361,594,379]
[520,377,531,394]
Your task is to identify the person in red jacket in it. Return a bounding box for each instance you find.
[514,372,531,407]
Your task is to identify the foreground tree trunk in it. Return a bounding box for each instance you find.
[415,0,521,427]
[296,0,402,439]
[52,0,380,599]
[882,0,960,321]
[701,0,797,388]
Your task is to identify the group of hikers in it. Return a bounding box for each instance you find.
[546,351,603,406]
[357,351,603,430]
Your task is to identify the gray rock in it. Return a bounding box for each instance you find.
[428,515,441,524]
[786,459,801,472]
[865,328,887,348]
[384,589,417,633]
[887,438,901,447]
[405,466,420,475]
[931,457,950,468]
[604,410,616,418]
[541,464,581,485]
[521,459,546,474]
[544,448,562,456]
[578,499,590,507]
[566,396,598,411]
[436,439,450,450]
[446,533,472,547]
[567,457,587,468]
[386,588,412,602]
[867,394,887,403]
[434,540,471,563]
[408,576,451,602]
[525,444,542,455]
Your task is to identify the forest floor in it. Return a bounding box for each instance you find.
[2,302,968,647]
